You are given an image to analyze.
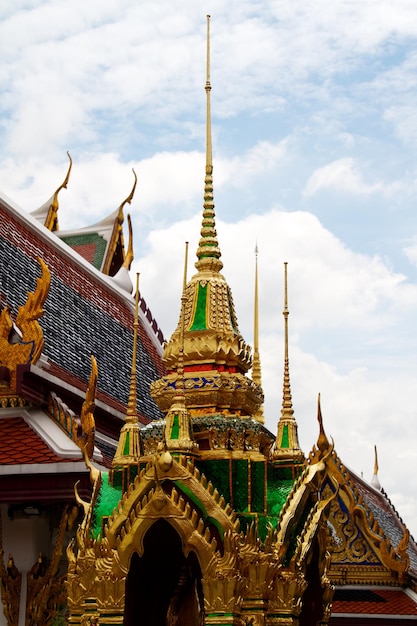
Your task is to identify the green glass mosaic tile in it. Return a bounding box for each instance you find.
[195,459,231,503]
[232,459,249,512]
[123,432,130,455]
[60,232,107,270]
[251,462,265,512]
[92,473,122,538]
[190,283,208,330]
[170,414,180,439]
[280,424,289,448]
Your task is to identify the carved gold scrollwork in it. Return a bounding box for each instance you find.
[0,550,21,626]
[0,258,50,391]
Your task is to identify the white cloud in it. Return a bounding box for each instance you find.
[304,158,388,197]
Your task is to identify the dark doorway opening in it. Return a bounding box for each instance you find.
[124,519,204,626]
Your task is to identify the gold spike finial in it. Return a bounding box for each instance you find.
[195,15,222,272]
[183,241,189,293]
[252,243,264,423]
[112,274,144,466]
[44,152,72,232]
[282,262,293,419]
[126,273,140,423]
[163,244,196,453]
[272,262,304,463]
[206,15,212,175]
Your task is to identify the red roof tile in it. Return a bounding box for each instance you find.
[0,417,78,464]
[332,588,417,615]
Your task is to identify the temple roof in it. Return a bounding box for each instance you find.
[331,586,417,618]
[0,192,165,428]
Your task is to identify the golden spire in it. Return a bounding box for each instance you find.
[113,274,143,466]
[44,152,72,232]
[195,15,222,273]
[252,244,264,423]
[272,263,304,463]
[163,244,196,453]
[150,16,260,418]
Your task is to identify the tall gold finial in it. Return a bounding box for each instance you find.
[282,262,292,418]
[252,244,264,423]
[44,151,72,232]
[272,263,304,463]
[163,243,195,453]
[126,273,140,423]
[206,15,212,175]
[113,274,143,466]
[195,15,222,272]
[183,242,189,292]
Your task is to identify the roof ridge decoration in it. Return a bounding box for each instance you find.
[272,262,304,463]
[0,257,50,392]
[370,443,382,490]
[31,152,72,232]
[151,16,262,417]
[102,168,137,276]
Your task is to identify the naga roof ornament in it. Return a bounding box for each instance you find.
[151,15,263,417]
[0,257,50,391]
[31,151,72,232]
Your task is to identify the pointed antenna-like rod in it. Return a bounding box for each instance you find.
[176,243,189,395]
[281,262,294,418]
[252,244,264,422]
[195,15,222,271]
[206,15,212,176]
[183,241,189,292]
[126,273,140,423]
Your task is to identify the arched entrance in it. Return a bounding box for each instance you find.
[299,539,324,626]
[124,519,204,626]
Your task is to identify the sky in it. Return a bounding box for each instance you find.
[1,0,417,537]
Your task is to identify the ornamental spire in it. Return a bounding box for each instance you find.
[252,244,264,423]
[272,263,304,463]
[113,274,144,466]
[163,243,196,453]
[195,15,222,273]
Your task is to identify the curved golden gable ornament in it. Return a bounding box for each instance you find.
[0,258,50,391]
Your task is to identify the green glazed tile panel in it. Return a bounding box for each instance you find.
[60,232,107,270]
[189,283,208,330]
[92,472,123,538]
